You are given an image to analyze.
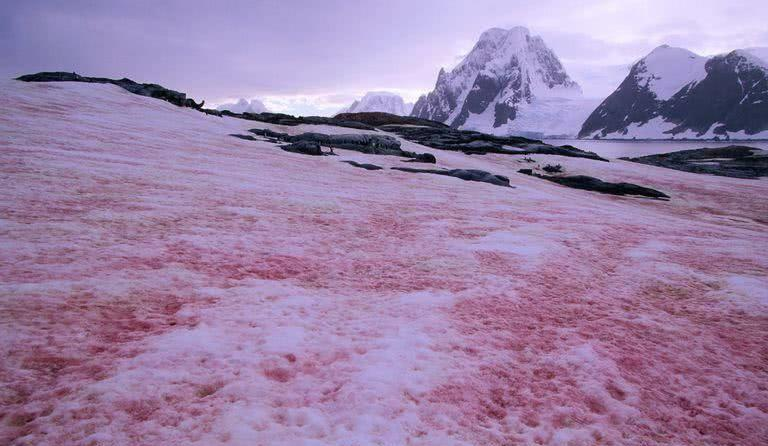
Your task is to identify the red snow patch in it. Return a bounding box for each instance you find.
[0,291,198,444]
[421,225,768,445]
[163,241,324,282]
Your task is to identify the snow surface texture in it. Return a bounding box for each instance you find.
[216,98,269,114]
[336,92,413,116]
[412,27,591,137]
[1,80,768,446]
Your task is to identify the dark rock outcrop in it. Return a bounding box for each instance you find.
[230,134,258,141]
[392,167,511,187]
[17,72,204,109]
[225,111,375,130]
[280,141,325,156]
[249,128,289,140]
[280,132,435,162]
[402,153,438,163]
[287,133,401,152]
[620,145,768,179]
[341,161,383,170]
[333,112,448,129]
[381,125,607,162]
[518,170,668,199]
[201,109,223,117]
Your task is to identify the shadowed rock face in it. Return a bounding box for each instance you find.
[620,146,768,179]
[392,167,511,187]
[518,170,669,199]
[280,141,326,156]
[381,125,607,162]
[17,72,205,109]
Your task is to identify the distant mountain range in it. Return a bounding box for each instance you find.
[216,98,269,114]
[409,26,768,140]
[579,45,768,139]
[336,92,413,116]
[214,28,766,140]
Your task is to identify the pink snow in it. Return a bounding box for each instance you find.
[1,80,767,446]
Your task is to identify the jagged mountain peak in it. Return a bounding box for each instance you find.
[411,26,590,137]
[216,98,268,114]
[336,91,413,116]
[477,26,529,44]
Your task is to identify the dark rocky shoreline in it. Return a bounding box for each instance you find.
[620,145,768,179]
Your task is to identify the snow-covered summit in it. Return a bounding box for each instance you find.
[411,26,588,137]
[336,92,413,116]
[216,98,268,114]
[636,45,707,101]
[580,45,768,139]
[734,48,768,69]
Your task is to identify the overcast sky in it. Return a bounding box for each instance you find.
[2,0,767,115]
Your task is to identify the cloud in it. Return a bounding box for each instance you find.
[2,0,766,114]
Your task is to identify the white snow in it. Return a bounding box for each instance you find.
[636,45,708,101]
[741,47,768,68]
[216,98,269,114]
[336,92,412,116]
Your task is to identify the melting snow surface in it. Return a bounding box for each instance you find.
[1,80,767,445]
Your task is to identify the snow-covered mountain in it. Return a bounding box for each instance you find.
[216,98,269,114]
[411,26,595,137]
[579,45,768,139]
[336,92,413,116]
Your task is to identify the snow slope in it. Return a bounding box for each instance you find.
[1,80,767,445]
[336,91,413,116]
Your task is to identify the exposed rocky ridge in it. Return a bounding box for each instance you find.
[620,145,768,179]
[392,167,511,187]
[580,46,768,139]
[17,71,206,110]
[411,27,587,136]
[518,170,669,199]
[221,111,375,130]
[246,129,436,162]
[381,125,608,161]
[15,72,378,131]
[333,112,448,129]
